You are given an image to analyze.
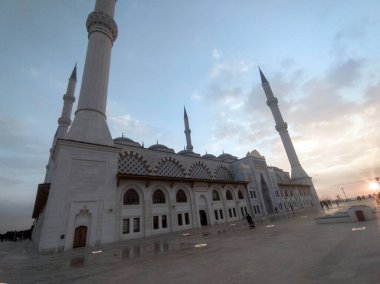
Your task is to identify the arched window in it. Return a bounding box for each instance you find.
[176,190,187,203]
[123,189,139,205]
[152,189,166,204]
[212,190,220,201]
[226,190,233,200]
[238,190,244,200]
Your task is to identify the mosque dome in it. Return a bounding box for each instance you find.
[177,149,201,157]
[218,153,238,161]
[202,153,219,160]
[246,149,265,159]
[113,136,142,148]
[148,144,175,153]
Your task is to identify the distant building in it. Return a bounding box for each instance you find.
[32,0,319,252]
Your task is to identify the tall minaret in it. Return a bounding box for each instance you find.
[67,0,118,146]
[45,65,77,183]
[184,106,193,151]
[259,68,308,180]
[57,65,77,139]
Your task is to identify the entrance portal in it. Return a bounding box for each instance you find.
[355,210,365,222]
[73,225,87,248]
[199,210,208,226]
[261,174,274,214]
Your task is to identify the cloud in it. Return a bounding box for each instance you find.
[109,114,148,137]
[211,48,221,59]
[329,59,365,89]
[330,23,367,58]
[209,60,253,79]
[22,67,41,79]
[196,51,380,200]
[190,90,203,101]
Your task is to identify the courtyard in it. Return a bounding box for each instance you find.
[1,199,380,284]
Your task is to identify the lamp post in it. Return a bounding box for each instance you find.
[341,187,348,201]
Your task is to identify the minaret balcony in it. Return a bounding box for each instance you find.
[266,97,278,107]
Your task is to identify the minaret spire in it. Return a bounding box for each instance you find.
[184,106,193,151]
[259,68,308,180]
[57,65,77,139]
[67,0,118,146]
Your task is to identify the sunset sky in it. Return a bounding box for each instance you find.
[1,0,379,232]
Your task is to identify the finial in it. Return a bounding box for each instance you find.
[70,63,77,81]
[141,141,144,148]
[259,67,268,84]
[156,139,158,145]
[205,150,208,155]
[122,132,124,138]
[223,149,224,154]
[184,106,188,119]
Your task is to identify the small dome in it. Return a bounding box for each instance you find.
[113,137,141,147]
[202,153,219,160]
[177,149,201,157]
[218,153,238,161]
[148,144,175,153]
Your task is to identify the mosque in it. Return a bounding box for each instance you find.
[32,0,319,252]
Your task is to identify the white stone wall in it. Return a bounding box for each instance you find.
[36,140,119,252]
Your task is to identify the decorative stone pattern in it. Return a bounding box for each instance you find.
[189,161,212,179]
[118,151,151,175]
[155,157,186,178]
[214,165,233,180]
[86,11,118,42]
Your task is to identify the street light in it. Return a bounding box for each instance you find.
[341,187,348,201]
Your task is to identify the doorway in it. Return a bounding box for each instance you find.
[73,225,87,248]
[355,210,365,222]
[199,210,208,226]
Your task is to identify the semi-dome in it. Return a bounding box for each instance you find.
[113,136,142,147]
[148,144,175,153]
[246,149,265,159]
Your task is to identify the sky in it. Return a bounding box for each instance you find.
[0,0,379,232]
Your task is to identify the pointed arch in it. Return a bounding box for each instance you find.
[189,161,212,179]
[212,190,221,201]
[214,165,233,180]
[226,190,233,200]
[123,189,140,205]
[118,151,151,175]
[176,189,188,203]
[152,189,166,204]
[154,157,185,177]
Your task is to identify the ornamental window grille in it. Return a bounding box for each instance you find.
[176,190,187,203]
[189,162,212,179]
[215,165,233,180]
[226,190,233,200]
[155,158,185,177]
[133,218,140,232]
[118,152,150,175]
[212,190,220,201]
[122,219,130,234]
[152,189,166,204]
[123,189,139,205]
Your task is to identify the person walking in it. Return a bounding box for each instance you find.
[246,214,255,229]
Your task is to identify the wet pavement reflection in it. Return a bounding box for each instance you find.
[70,256,85,268]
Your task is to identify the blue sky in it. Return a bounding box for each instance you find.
[1,0,380,232]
